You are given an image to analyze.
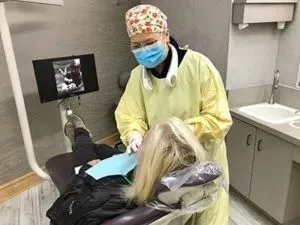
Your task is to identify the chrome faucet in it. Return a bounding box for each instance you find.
[268,70,280,104]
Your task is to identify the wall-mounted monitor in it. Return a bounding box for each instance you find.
[33,54,99,103]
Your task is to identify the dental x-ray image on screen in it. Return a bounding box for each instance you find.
[53,58,85,98]
[33,54,99,103]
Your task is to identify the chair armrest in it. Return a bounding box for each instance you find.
[46,153,73,194]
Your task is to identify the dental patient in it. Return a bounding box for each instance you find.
[47,115,222,225]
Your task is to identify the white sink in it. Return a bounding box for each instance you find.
[238,103,300,124]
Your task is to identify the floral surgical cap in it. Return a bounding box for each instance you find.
[125,4,168,37]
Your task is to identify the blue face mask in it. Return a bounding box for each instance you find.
[132,40,167,69]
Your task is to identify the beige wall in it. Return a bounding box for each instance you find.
[141,0,232,82]
[0,0,139,184]
[226,23,280,90]
[276,1,300,89]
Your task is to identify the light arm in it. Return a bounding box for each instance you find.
[7,0,64,6]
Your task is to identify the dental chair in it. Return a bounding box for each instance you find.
[46,148,223,225]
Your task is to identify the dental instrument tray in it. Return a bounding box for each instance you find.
[33,54,99,103]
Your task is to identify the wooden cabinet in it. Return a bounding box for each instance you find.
[227,118,256,197]
[250,129,294,223]
[227,118,296,223]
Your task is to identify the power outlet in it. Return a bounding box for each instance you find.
[297,64,300,89]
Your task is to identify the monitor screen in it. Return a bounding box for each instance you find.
[33,54,99,103]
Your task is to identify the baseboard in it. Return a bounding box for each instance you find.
[0,170,43,204]
[95,132,120,146]
[0,132,120,204]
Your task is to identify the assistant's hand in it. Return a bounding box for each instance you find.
[127,132,143,153]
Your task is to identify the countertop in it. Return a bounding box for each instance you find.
[230,108,300,163]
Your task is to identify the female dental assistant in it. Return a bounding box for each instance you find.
[115,4,232,225]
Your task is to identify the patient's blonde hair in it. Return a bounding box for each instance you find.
[127,117,206,205]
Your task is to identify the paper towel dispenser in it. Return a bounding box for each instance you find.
[232,0,298,29]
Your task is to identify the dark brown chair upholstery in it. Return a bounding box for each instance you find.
[45,153,168,225]
[46,152,221,225]
[46,153,73,194]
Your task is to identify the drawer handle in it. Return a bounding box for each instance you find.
[257,139,263,151]
[246,134,252,146]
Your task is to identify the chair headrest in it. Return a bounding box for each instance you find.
[148,162,225,214]
[154,162,223,194]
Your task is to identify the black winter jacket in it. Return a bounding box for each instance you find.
[47,168,137,225]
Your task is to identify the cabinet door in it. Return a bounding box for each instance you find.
[250,129,294,223]
[227,118,256,197]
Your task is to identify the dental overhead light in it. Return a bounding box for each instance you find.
[0,0,64,180]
